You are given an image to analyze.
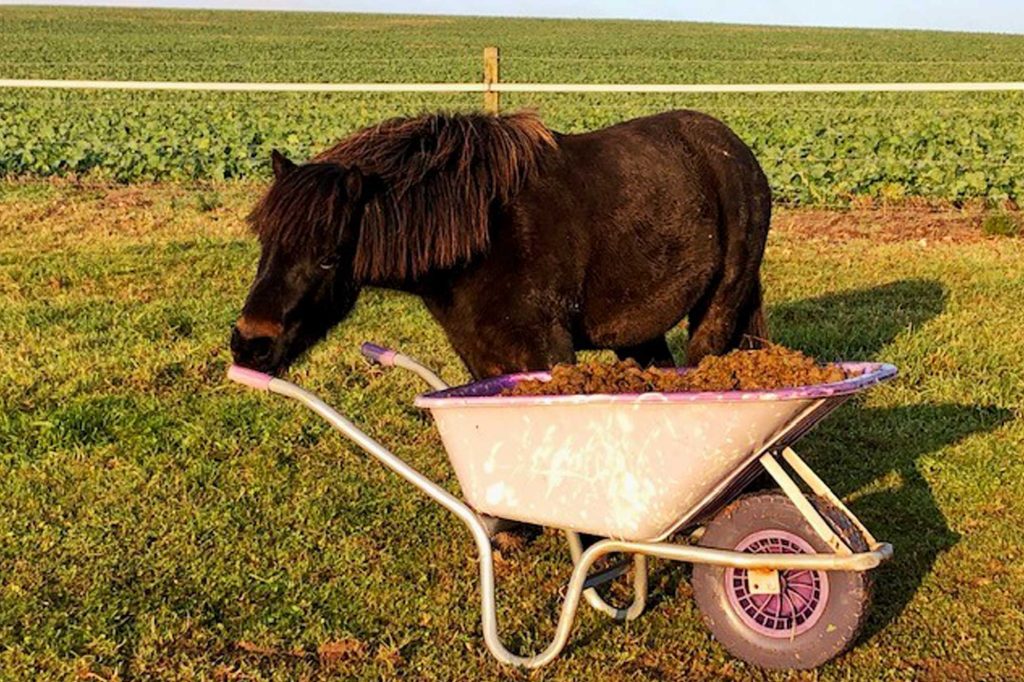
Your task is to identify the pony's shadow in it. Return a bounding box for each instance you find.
[642,280,1012,641]
[768,278,947,362]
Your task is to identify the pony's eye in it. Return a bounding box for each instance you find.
[319,256,339,270]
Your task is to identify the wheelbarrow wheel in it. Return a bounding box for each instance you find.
[691,491,872,670]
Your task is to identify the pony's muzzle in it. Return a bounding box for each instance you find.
[231,316,284,371]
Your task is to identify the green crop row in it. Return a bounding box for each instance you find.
[3,89,1023,204]
[2,7,1024,204]
[5,6,1024,84]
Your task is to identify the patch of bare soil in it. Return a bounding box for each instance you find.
[501,345,846,396]
[773,203,1007,244]
[101,186,154,209]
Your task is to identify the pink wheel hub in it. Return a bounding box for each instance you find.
[724,530,829,638]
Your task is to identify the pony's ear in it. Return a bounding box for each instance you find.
[271,149,297,179]
[344,168,363,200]
[343,168,383,201]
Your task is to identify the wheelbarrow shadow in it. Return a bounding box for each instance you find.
[800,402,1012,640]
[768,278,1013,639]
[645,280,1013,641]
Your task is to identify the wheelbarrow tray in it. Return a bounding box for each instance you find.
[415,362,897,542]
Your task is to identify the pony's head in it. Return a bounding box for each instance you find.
[231,151,368,374]
[231,111,555,374]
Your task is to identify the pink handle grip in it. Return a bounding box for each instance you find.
[227,365,273,391]
[361,342,397,367]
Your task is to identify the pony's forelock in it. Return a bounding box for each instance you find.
[247,162,353,255]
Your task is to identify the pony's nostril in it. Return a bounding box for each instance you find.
[230,327,276,366]
[248,336,275,361]
[230,326,248,355]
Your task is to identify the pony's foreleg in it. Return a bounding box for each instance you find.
[461,323,576,379]
[614,337,675,367]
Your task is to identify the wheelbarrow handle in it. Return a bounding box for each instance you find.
[226,364,274,391]
[360,342,397,367]
[225,363,567,667]
[359,341,449,391]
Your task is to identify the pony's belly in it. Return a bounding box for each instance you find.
[578,219,720,347]
[582,270,710,347]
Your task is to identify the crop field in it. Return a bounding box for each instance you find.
[3,6,1024,203]
[2,6,1024,682]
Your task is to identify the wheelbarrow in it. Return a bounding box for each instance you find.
[227,343,897,670]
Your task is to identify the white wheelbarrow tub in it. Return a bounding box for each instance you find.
[415,362,897,542]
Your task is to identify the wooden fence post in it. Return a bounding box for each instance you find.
[483,46,500,114]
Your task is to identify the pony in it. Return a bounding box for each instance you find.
[231,110,771,378]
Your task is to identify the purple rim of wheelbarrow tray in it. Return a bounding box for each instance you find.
[724,530,830,638]
[414,362,897,408]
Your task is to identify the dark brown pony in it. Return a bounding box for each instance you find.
[231,110,771,378]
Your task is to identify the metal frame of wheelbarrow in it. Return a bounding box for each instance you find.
[226,345,893,669]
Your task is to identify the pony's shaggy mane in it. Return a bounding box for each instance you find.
[249,111,556,281]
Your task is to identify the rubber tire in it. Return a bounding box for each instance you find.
[691,491,872,670]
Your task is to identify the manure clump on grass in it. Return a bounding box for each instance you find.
[501,345,848,396]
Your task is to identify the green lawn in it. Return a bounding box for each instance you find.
[0,181,1022,680]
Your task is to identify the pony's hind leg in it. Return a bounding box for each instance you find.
[615,336,675,367]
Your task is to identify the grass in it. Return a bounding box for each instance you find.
[0,181,1022,680]
[982,212,1022,237]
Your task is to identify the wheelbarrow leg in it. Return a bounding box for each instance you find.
[565,531,647,622]
[474,528,629,667]
[780,447,878,545]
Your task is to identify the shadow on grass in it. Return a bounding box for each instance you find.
[768,278,948,361]
[802,403,1013,641]
[637,280,1011,645]
[767,279,1010,639]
